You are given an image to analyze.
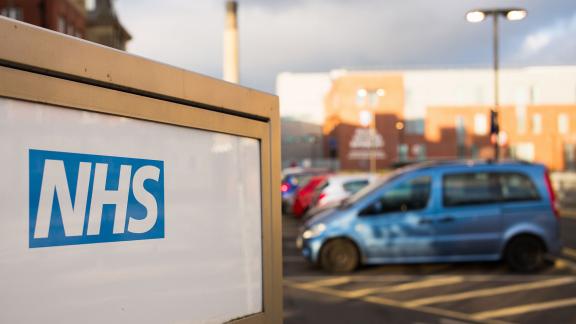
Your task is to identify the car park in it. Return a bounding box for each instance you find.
[297,160,561,273]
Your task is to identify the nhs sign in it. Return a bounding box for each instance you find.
[29,149,165,248]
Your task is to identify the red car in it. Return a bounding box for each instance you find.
[292,174,329,218]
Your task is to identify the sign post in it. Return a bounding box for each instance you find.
[0,17,282,324]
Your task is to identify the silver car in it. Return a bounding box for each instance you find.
[306,173,379,218]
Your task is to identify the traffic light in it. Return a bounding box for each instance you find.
[490,110,499,135]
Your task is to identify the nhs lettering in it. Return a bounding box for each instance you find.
[29,149,165,248]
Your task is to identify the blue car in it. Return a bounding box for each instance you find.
[297,160,562,273]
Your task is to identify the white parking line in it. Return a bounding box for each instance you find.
[560,210,576,220]
[472,297,576,320]
[286,281,511,324]
[404,277,576,307]
[293,276,351,289]
[563,247,576,259]
[346,276,464,298]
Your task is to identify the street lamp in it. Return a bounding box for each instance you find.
[466,8,527,161]
[396,121,405,163]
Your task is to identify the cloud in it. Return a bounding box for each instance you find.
[115,0,576,93]
[521,12,576,57]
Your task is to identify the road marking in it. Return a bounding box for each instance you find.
[560,210,576,220]
[563,247,576,259]
[404,277,576,307]
[345,276,464,298]
[286,274,573,283]
[286,281,511,324]
[293,276,351,289]
[555,258,576,272]
[471,297,576,320]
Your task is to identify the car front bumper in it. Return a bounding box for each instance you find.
[296,235,323,264]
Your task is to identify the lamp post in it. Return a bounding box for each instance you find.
[466,8,527,161]
[396,121,405,163]
[358,88,385,173]
[306,134,317,167]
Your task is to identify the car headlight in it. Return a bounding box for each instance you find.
[302,223,326,239]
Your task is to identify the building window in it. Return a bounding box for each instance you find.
[412,144,426,161]
[86,0,96,11]
[456,115,466,158]
[474,113,488,135]
[405,119,424,135]
[558,114,569,134]
[356,88,384,107]
[516,107,527,134]
[356,89,367,106]
[455,116,465,141]
[398,144,409,162]
[369,91,378,107]
[532,114,542,134]
[529,85,540,105]
[471,144,479,158]
[1,6,23,20]
[67,24,75,36]
[511,143,535,162]
[57,17,66,33]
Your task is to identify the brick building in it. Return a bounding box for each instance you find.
[0,0,86,37]
[0,0,130,50]
[277,67,576,171]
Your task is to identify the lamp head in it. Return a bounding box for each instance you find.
[466,10,486,23]
[505,9,527,21]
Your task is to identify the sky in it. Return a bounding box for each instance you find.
[115,0,576,94]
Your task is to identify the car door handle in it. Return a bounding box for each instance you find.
[438,216,455,223]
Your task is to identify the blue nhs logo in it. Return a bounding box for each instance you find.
[29,149,164,248]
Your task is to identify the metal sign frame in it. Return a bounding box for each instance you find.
[0,17,282,324]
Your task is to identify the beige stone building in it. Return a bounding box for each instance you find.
[85,0,131,50]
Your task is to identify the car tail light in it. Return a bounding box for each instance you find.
[281,184,289,193]
[544,171,559,219]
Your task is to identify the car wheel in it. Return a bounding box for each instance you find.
[506,236,545,273]
[320,239,359,273]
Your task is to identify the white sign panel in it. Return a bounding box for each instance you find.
[0,98,263,323]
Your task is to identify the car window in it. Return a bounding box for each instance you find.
[342,180,369,194]
[443,172,501,207]
[499,172,540,202]
[313,180,329,195]
[370,176,431,214]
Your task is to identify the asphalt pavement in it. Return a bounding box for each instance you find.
[283,213,576,324]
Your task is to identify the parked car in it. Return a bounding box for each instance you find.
[305,173,379,219]
[281,168,328,213]
[292,174,330,218]
[297,160,561,273]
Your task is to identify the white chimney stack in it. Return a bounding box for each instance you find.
[223,0,239,83]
